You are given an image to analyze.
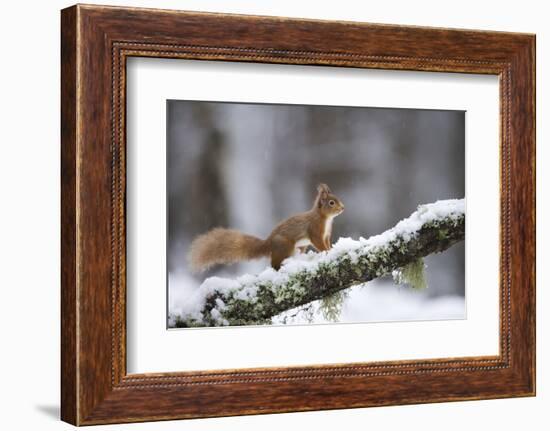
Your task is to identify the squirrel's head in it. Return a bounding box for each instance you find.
[314,183,345,216]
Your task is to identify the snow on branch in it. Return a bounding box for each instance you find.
[173,199,465,327]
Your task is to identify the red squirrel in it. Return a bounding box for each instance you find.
[189,183,344,271]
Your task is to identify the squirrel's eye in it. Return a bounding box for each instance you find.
[329,200,335,207]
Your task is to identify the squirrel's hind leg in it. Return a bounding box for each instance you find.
[270,235,294,270]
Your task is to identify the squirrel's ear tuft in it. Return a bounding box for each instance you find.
[317,183,331,194]
[316,183,330,207]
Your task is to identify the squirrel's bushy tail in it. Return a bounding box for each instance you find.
[188,228,270,272]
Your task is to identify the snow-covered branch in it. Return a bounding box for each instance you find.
[173,199,465,327]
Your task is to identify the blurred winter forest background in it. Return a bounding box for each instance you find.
[167,100,465,327]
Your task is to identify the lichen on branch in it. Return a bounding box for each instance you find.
[172,199,465,328]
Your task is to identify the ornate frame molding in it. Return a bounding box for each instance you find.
[61,5,535,425]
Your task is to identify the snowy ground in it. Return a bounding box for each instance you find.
[272,279,465,325]
[168,270,465,328]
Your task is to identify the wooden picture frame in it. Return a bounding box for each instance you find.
[61,4,535,425]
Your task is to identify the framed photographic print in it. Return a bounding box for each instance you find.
[61,4,535,425]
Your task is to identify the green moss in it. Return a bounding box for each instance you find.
[438,228,449,240]
[319,289,349,322]
[392,258,428,290]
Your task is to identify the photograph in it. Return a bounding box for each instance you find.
[47,1,536,426]
[167,100,466,328]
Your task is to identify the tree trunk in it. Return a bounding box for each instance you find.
[173,199,465,327]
